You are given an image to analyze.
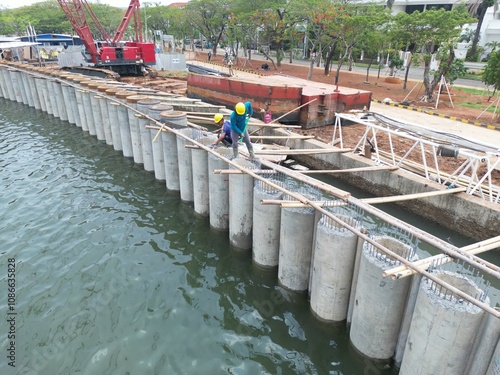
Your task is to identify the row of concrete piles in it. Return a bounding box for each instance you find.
[0,62,498,375]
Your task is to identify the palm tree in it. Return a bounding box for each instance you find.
[466,0,496,59]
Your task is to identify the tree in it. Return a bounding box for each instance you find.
[184,0,230,55]
[391,8,474,102]
[465,0,495,60]
[482,49,500,99]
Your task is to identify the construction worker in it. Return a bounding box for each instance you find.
[230,101,255,159]
[212,113,232,147]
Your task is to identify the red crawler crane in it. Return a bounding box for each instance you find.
[57,0,156,76]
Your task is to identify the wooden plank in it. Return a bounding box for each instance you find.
[361,187,467,205]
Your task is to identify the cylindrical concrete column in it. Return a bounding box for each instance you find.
[91,95,106,140]
[10,70,24,103]
[34,77,47,112]
[3,68,16,101]
[208,147,232,231]
[160,111,187,191]
[66,78,79,125]
[126,94,149,164]
[310,214,360,322]
[69,76,88,129]
[55,75,67,120]
[0,67,7,99]
[114,91,136,158]
[192,136,216,216]
[80,81,96,135]
[137,99,161,173]
[486,336,500,375]
[20,70,33,107]
[350,236,418,360]
[60,82,73,123]
[96,85,113,145]
[467,307,500,375]
[252,177,284,267]
[400,271,487,375]
[26,73,41,110]
[229,158,255,250]
[176,127,194,202]
[149,104,173,181]
[105,87,122,149]
[278,195,317,291]
[42,78,54,115]
[49,77,62,118]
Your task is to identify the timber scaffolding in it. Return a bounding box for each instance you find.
[1,61,499,373]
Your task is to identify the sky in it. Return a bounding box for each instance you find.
[0,0,188,9]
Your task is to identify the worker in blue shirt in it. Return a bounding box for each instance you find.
[212,113,232,146]
[230,101,255,159]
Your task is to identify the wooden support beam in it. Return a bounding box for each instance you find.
[361,187,467,205]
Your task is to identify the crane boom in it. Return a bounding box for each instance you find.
[57,0,100,64]
[112,0,143,44]
[57,0,156,76]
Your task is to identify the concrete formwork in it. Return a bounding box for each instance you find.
[278,194,318,292]
[192,136,216,216]
[149,104,173,181]
[229,158,256,250]
[310,214,360,322]
[252,177,284,267]
[137,99,161,173]
[350,236,417,360]
[399,271,487,375]
[208,147,232,231]
[176,127,195,202]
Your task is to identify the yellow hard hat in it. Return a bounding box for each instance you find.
[235,102,245,115]
[214,113,224,123]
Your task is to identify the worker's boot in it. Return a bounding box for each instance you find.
[248,146,255,159]
[233,148,239,159]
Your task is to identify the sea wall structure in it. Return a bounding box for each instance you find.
[0,61,498,374]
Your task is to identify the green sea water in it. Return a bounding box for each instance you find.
[0,98,401,375]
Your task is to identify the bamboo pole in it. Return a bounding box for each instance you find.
[249,98,317,136]
[384,235,500,279]
[249,135,315,140]
[255,148,352,155]
[298,166,399,174]
[361,187,467,205]
[260,199,347,208]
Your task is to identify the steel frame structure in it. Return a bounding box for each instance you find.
[332,112,500,204]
